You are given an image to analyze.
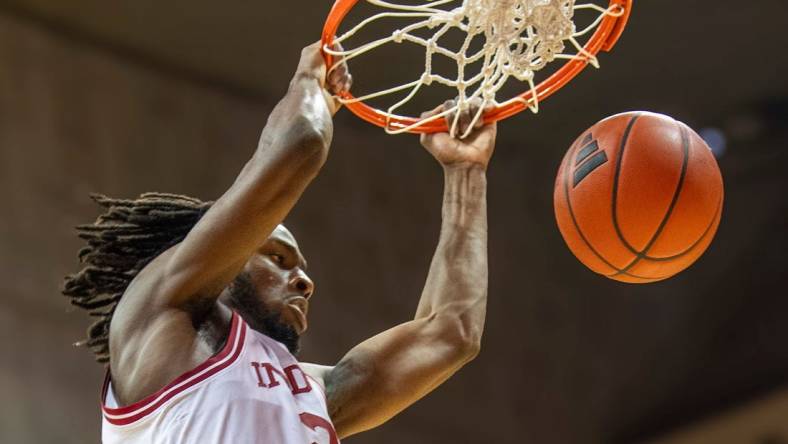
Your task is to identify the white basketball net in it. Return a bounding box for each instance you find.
[325,0,625,137]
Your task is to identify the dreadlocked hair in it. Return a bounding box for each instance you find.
[62,192,213,364]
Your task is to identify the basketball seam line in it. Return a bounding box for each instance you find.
[562,120,657,281]
[611,121,690,277]
[635,124,723,261]
[633,198,722,262]
[611,114,646,256]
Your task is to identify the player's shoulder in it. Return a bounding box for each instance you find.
[299,363,333,389]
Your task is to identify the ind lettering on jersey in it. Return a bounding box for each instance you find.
[250,362,313,395]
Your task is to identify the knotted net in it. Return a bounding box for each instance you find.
[324,0,629,137]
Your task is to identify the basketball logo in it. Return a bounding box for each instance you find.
[572,133,609,188]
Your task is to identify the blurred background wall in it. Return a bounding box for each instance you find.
[0,1,786,443]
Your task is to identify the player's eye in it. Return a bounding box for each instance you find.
[268,254,285,265]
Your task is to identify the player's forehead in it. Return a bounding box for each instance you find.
[266,225,307,266]
[270,225,299,250]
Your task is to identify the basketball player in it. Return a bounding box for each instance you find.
[63,42,496,443]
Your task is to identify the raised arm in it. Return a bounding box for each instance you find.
[130,43,349,310]
[106,43,351,407]
[317,103,495,438]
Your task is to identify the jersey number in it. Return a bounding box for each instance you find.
[299,412,339,444]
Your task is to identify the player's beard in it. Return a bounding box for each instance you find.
[226,272,301,355]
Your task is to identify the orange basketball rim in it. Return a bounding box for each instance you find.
[322,0,634,134]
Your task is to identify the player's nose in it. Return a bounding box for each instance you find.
[289,270,314,300]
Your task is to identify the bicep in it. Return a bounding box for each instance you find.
[160,128,327,307]
[324,316,476,438]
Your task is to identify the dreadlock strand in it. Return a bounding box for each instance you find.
[140,192,204,204]
[63,192,212,363]
[71,294,121,310]
[78,252,143,270]
[86,318,109,341]
[89,305,116,318]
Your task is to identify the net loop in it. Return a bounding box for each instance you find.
[323,0,632,136]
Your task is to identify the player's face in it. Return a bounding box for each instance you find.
[224,225,314,352]
[251,225,313,333]
[254,225,315,334]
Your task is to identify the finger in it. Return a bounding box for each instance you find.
[420,131,449,151]
[325,41,352,94]
[326,41,346,54]
[327,77,351,96]
[472,102,494,130]
[330,73,352,95]
[320,40,339,57]
[473,110,487,130]
[469,98,490,130]
[457,97,479,131]
[329,60,349,77]
[328,64,349,84]
[305,40,322,54]
[453,99,490,135]
[324,41,348,73]
[307,40,326,65]
[327,71,346,94]
[453,101,476,136]
[442,99,459,130]
[420,101,449,120]
[299,41,328,81]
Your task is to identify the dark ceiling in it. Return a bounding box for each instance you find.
[3,0,787,110]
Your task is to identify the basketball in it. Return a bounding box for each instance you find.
[554,112,724,283]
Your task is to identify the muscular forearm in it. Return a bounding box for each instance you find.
[321,118,494,436]
[252,77,333,174]
[415,164,488,345]
[241,40,346,190]
[151,49,339,307]
[325,168,488,435]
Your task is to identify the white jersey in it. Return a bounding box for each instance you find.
[101,311,339,444]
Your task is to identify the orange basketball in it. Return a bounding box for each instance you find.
[554,112,724,283]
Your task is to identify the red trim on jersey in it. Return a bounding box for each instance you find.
[305,373,327,401]
[101,311,247,426]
